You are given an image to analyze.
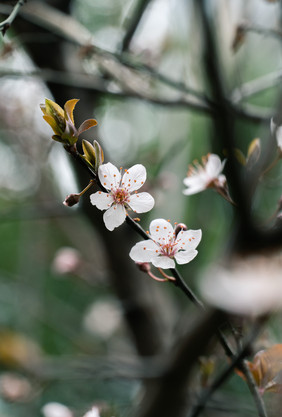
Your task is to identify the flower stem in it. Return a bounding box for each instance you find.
[78,179,95,196]
[157,268,175,281]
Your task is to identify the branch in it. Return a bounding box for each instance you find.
[4,1,270,122]
[120,0,153,52]
[231,69,282,104]
[0,0,26,35]
[134,309,224,417]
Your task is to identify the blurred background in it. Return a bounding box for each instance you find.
[0,0,282,416]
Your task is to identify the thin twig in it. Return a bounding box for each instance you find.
[0,0,26,35]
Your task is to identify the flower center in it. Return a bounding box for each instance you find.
[112,188,130,205]
[160,242,177,258]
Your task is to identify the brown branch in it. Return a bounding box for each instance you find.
[134,309,224,417]
[1,1,269,123]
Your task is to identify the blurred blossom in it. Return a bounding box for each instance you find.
[41,402,73,417]
[82,406,101,417]
[183,154,226,196]
[0,372,32,402]
[83,300,122,339]
[52,247,82,275]
[200,254,282,316]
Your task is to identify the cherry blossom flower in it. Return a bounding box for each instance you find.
[270,118,282,152]
[90,162,154,231]
[183,153,226,196]
[129,219,202,269]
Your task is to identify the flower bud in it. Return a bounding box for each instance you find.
[174,223,187,236]
[136,262,151,273]
[63,193,80,207]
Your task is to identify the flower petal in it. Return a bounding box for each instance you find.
[64,99,79,123]
[152,255,175,269]
[103,204,126,231]
[77,119,98,136]
[90,191,113,210]
[206,154,225,178]
[129,240,159,263]
[98,163,121,191]
[176,229,202,251]
[128,192,155,213]
[122,164,147,192]
[149,218,174,242]
[183,179,206,195]
[174,249,198,265]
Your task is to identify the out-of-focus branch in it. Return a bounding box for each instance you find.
[231,69,282,104]
[0,1,270,123]
[0,67,272,122]
[0,0,26,35]
[244,22,282,41]
[134,309,224,417]
[120,0,153,52]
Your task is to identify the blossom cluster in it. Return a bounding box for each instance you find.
[41,99,232,273]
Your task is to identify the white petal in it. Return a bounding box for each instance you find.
[122,164,147,192]
[152,255,175,269]
[98,163,121,191]
[128,192,155,213]
[90,191,113,210]
[176,229,202,251]
[129,240,159,262]
[174,249,198,265]
[149,218,174,242]
[103,204,126,231]
[183,181,206,195]
[217,174,227,186]
[206,154,224,178]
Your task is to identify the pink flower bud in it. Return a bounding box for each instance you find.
[174,222,187,236]
[63,193,80,207]
[136,262,151,273]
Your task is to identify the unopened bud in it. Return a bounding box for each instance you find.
[63,193,80,207]
[136,262,151,273]
[174,223,187,236]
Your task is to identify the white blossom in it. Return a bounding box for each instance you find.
[183,153,226,196]
[90,162,154,231]
[129,219,201,269]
